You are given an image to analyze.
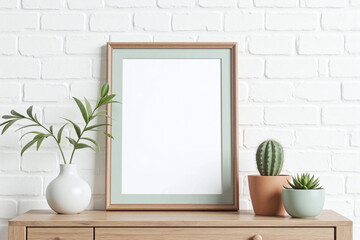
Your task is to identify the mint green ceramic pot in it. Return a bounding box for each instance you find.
[282,188,325,218]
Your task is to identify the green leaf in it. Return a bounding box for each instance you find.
[92,112,113,119]
[19,131,45,141]
[99,94,115,106]
[73,97,88,123]
[49,125,53,134]
[0,120,11,127]
[75,143,95,151]
[66,137,77,146]
[36,136,44,151]
[2,115,17,120]
[10,110,25,118]
[26,106,34,119]
[101,83,109,97]
[1,119,18,135]
[84,97,92,118]
[57,124,67,143]
[81,137,100,151]
[21,138,38,156]
[103,131,113,139]
[15,124,39,132]
[84,123,108,131]
[63,118,81,138]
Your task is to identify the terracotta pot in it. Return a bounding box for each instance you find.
[248,175,291,216]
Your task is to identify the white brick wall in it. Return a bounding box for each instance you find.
[0,2,359,240]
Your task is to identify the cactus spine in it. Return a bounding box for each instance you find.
[256,140,284,176]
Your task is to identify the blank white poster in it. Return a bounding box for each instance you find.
[121,59,222,194]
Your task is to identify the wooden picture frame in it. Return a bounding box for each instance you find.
[106,42,238,210]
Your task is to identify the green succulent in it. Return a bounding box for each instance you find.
[285,173,323,190]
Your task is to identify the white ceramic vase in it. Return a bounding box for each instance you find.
[46,164,91,214]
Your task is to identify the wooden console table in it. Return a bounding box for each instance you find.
[8,210,352,240]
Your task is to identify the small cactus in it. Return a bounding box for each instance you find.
[256,140,284,176]
[284,173,323,190]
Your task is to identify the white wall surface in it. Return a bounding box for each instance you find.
[0,0,359,239]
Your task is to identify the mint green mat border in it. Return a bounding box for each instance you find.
[111,48,233,204]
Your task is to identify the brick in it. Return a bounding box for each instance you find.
[199,0,237,7]
[298,35,343,55]
[351,131,360,147]
[197,35,245,52]
[330,58,360,77]
[343,81,360,100]
[0,58,40,79]
[225,12,263,31]
[248,35,294,55]
[92,59,106,78]
[265,106,319,125]
[305,0,345,7]
[70,151,105,171]
[238,82,248,101]
[18,200,49,214]
[111,34,151,42]
[322,13,360,30]
[158,0,195,7]
[44,106,83,124]
[0,176,42,195]
[238,105,263,125]
[0,200,17,219]
[154,35,195,42]
[0,83,21,102]
[66,35,108,54]
[284,151,330,172]
[0,13,37,31]
[22,152,58,172]
[0,152,19,171]
[238,0,252,7]
[296,129,346,148]
[254,0,297,7]
[319,175,345,195]
[22,0,64,9]
[238,150,257,172]
[0,0,17,8]
[294,82,340,101]
[24,83,67,102]
[347,176,360,193]
[323,106,360,125]
[244,128,294,148]
[68,0,103,9]
[249,82,293,102]
[238,58,264,78]
[0,126,20,148]
[134,13,171,31]
[356,200,360,217]
[71,81,100,101]
[266,59,317,78]
[106,0,155,7]
[0,35,16,55]
[345,34,360,54]
[324,199,353,217]
[42,58,91,79]
[266,13,318,30]
[332,152,360,172]
[19,36,62,56]
[173,13,221,31]
[318,59,328,77]
[351,0,360,6]
[41,14,84,31]
[90,13,130,31]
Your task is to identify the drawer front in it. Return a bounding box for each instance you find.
[95,228,334,240]
[28,228,93,240]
